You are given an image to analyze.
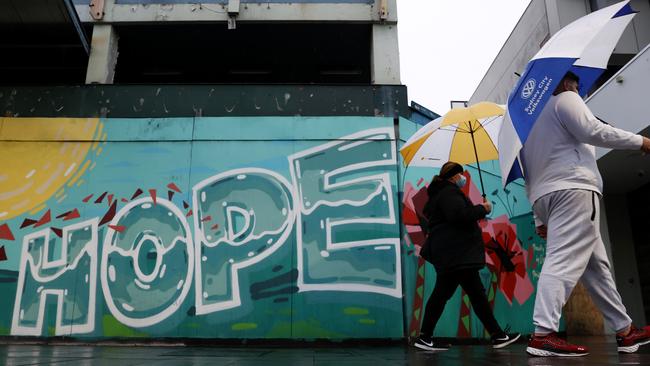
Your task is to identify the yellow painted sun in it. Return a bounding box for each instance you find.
[0,117,103,221]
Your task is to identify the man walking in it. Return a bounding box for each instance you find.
[521,71,650,357]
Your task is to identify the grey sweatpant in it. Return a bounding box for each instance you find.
[532,189,631,334]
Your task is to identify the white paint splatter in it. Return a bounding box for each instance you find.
[108,265,116,282]
[63,163,76,177]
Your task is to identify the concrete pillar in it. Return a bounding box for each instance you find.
[85,24,119,84]
[371,24,400,85]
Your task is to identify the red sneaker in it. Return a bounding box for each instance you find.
[617,325,650,353]
[526,333,589,357]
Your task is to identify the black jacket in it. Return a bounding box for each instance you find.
[420,181,487,273]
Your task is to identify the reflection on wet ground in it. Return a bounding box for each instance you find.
[1,336,648,365]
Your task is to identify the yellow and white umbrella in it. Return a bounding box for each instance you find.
[400,102,504,196]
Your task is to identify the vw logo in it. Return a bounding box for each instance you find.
[521,78,536,99]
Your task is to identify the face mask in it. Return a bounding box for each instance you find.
[455,175,467,188]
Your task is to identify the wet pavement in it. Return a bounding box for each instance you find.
[1,336,649,365]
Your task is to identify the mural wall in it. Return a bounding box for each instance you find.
[0,115,543,339]
[0,116,403,339]
[400,158,546,337]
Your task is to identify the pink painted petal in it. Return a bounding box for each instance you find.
[514,274,535,305]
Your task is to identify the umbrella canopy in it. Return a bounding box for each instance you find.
[402,103,504,167]
[499,0,636,186]
[400,102,504,195]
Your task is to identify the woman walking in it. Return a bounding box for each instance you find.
[414,161,520,351]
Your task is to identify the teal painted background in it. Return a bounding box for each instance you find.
[399,118,546,338]
[0,116,543,339]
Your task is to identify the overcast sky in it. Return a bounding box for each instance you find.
[397,0,532,114]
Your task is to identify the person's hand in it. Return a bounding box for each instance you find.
[536,225,547,239]
[641,137,650,154]
[481,198,492,214]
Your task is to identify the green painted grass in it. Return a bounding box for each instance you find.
[343,307,369,315]
[183,322,201,329]
[102,315,148,337]
[358,319,376,325]
[231,323,258,331]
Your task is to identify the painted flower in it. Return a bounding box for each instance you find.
[480,215,534,305]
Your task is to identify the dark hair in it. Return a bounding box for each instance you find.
[424,162,464,219]
[436,162,464,181]
[428,162,463,193]
[564,71,580,83]
[554,71,581,95]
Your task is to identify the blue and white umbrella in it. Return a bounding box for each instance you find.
[498,0,637,187]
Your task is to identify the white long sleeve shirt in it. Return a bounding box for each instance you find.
[521,91,643,205]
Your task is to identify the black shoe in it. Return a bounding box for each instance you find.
[491,326,521,349]
[413,336,451,351]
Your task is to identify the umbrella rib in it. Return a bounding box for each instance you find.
[481,116,500,128]
[441,126,471,134]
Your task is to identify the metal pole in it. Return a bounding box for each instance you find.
[469,122,486,197]
[63,0,90,55]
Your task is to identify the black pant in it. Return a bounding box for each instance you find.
[420,268,502,337]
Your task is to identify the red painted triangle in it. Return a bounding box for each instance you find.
[201,215,212,222]
[20,218,37,229]
[107,194,114,206]
[56,210,72,219]
[402,208,419,226]
[186,209,193,217]
[0,224,15,241]
[82,194,94,203]
[121,198,129,203]
[94,191,108,204]
[149,189,157,205]
[131,188,144,200]
[63,209,80,221]
[0,246,6,261]
[211,223,219,230]
[51,227,63,238]
[108,225,126,233]
[99,201,117,226]
[34,210,52,228]
[167,182,182,193]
